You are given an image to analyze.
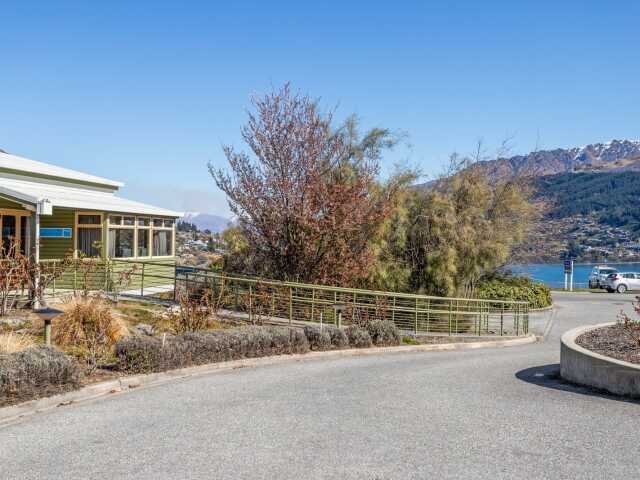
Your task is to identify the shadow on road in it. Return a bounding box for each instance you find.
[515,364,640,404]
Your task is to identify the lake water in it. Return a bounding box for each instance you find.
[508,263,640,289]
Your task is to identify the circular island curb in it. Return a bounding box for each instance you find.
[561,322,640,398]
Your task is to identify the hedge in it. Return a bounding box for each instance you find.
[476,276,552,309]
[0,347,81,407]
[116,326,310,373]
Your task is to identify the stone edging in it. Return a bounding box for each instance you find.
[0,334,536,427]
[561,322,640,398]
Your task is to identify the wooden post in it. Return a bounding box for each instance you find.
[311,289,315,321]
[414,298,418,334]
[289,286,293,325]
[140,262,145,297]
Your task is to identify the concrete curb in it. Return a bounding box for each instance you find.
[1,334,536,427]
[561,322,640,398]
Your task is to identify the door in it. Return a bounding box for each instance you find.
[1,215,16,255]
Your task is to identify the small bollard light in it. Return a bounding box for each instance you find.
[34,307,63,346]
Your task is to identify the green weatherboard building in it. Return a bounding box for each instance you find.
[0,149,181,269]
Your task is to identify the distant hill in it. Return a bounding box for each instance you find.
[534,171,640,232]
[181,212,230,233]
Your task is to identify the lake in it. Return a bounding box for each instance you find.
[508,263,640,289]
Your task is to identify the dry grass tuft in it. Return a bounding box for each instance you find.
[54,295,128,371]
[0,332,35,354]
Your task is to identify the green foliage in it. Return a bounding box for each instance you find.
[374,154,536,297]
[476,274,552,309]
[535,171,640,232]
[401,335,420,345]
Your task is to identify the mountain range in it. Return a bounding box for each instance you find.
[180,212,231,233]
[486,139,640,262]
[477,139,640,179]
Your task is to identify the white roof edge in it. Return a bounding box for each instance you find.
[0,151,124,188]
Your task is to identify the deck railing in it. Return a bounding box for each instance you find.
[39,259,529,337]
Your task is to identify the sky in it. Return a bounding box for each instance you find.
[2,1,640,218]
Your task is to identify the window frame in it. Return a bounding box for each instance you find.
[108,214,175,259]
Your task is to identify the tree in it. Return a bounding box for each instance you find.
[375,146,537,297]
[210,83,403,286]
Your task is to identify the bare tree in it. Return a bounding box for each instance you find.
[210,83,402,286]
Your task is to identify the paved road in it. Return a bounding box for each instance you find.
[2,293,640,479]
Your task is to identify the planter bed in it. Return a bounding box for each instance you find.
[576,324,640,365]
[561,323,640,398]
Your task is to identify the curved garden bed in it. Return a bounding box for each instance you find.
[561,322,640,398]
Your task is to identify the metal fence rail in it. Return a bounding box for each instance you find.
[112,260,528,337]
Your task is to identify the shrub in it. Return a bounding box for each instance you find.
[402,335,420,345]
[304,326,332,351]
[116,326,310,373]
[345,325,372,348]
[476,274,552,309]
[54,295,128,371]
[0,332,35,353]
[365,319,401,346]
[0,346,81,406]
[327,327,349,349]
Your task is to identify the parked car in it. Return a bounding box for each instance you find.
[588,265,618,289]
[605,272,640,293]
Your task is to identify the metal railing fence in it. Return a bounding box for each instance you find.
[38,259,529,336]
[131,261,528,336]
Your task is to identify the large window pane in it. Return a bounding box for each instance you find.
[153,230,172,256]
[78,228,102,257]
[108,228,134,258]
[137,229,149,257]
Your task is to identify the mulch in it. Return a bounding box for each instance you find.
[576,324,640,365]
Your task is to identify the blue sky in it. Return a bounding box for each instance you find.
[2,1,639,218]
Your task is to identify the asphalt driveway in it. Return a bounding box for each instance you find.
[1,292,639,479]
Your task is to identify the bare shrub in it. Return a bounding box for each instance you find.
[618,296,640,346]
[54,295,128,372]
[345,325,373,348]
[170,289,217,334]
[0,346,81,406]
[0,332,35,353]
[366,319,401,346]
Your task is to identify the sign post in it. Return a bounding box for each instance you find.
[564,260,574,292]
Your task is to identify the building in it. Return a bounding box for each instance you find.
[0,149,181,262]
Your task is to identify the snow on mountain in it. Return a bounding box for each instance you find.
[180,212,231,233]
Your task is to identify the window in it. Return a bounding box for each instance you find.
[137,229,149,257]
[76,213,102,257]
[109,215,122,225]
[123,216,135,226]
[138,217,150,227]
[153,230,172,256]
[109,228,134,258]
[163,219,174,228]
[153,218,163,227]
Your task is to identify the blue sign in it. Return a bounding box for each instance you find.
[40,228,72,239]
